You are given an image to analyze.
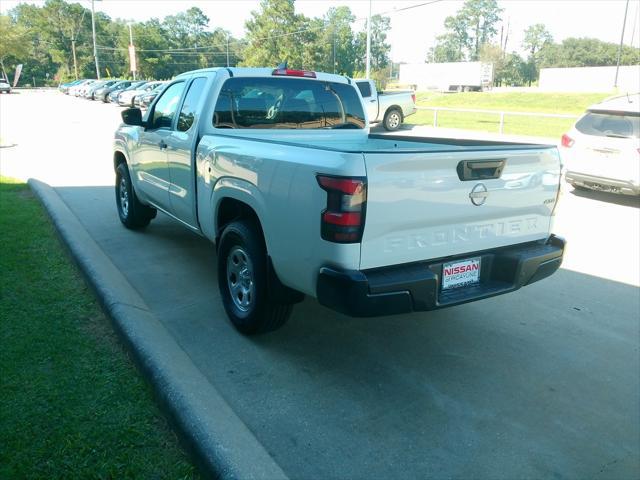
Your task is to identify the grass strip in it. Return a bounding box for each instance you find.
[408,91,612,138]
[0,177,198,479]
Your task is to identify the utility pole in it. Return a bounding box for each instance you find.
[365,0,371,79]
[129,23,136,80]
[70,8,85,81]
[226,33,230,67]
[71,37,79,80]
[614,0,630,88]
[91,0,100,79]
[333,32,336,74]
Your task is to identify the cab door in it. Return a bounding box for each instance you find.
[131,80,186,211]
[164,76,210,227]
[356,80,378,122]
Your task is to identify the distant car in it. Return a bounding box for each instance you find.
[117,81,163,107]
[73,80,98,97]
[561,93,640,196]
[136,81,167,108]
[114,81,148,106]
[101,81,134,103]
[92,80,121,101]
[70,79,98,97]
[59,79,84,93]
[354,79,416,131]
[86,80,118,100]
[0,80,11,94]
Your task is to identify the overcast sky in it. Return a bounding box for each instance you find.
[3,0,639,63]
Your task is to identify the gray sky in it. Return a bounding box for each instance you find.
[3,0,638,63]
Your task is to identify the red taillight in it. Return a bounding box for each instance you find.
[272,68,316,78]
[411,93,416,104]
[561,134,574,148]
[317,175,367,243]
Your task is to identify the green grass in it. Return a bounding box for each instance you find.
[407,91,612,138]
[0,178,198,479]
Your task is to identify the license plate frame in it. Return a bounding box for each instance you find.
[442,257,481,290]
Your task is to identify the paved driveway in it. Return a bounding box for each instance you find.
[2,91,639,479]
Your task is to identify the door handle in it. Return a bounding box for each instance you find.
[457,159,506,181]
[370,99,376,102]
[159,140,167,150]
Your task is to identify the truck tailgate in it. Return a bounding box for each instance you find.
[360,147,561,270]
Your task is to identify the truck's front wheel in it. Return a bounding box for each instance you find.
[218,220,292,335]
[115,163,156,229]
[383,109,402,131]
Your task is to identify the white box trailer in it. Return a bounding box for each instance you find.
[399,62,493,92]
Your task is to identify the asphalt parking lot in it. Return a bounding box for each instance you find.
[2,90,639,479]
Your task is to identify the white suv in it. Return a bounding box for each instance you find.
[561,94,640,196]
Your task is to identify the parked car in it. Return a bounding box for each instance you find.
[86,80,118,100]
[561,93,640,196]
[114,81,150,106]
[354,79,416,131]
[101,81,134,103]
[73,80,99,97]
[92,80,121,101]
[113,67,565,335]
[0,80,11,94]
[68,79,95,96]
[118,81,163,107]
[109,81,146,103]
[59,79,84,93]
[135,82,167,108]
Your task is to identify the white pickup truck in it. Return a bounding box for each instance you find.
[354,79,416,131]
[114,67,565,335]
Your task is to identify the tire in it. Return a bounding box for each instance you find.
[115,162,156,229]
[217,220,292,335]
[383,108,402,131]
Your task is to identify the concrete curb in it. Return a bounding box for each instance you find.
[28,179,288,480]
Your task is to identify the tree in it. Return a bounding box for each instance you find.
[427,32,466,62]
[539,37,640,68]
[315,7,356,75]
[428,0,502,62]
[354,14,391,71]
[460,0,502,60]
[241,0,314,68]
[0,15,28,79]
[499,52,527,86]
[521,24,552,85]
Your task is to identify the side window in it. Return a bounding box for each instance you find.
[177,77,207,132]
[151,81,185,130]
[356,81,372,98]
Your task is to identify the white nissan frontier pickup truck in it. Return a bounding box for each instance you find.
[114,67,565,335]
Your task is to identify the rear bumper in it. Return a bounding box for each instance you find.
[565,171,640,196]
[317,235,566,317]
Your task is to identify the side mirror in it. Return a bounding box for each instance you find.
[121,107,144,127]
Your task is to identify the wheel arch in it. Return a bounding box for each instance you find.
[113,149,128,172]
[214,194,304,305]
[385,105,404,120]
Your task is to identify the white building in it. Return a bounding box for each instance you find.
[538,66,640,93]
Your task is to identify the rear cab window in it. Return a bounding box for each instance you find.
[576,110,640,139]
[356,81,372,98]
[213,77,366,130]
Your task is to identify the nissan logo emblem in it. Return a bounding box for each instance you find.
[469,183,489,206]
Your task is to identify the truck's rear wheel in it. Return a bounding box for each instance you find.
[115,162,156,229]
[218,220,292,335]
[383,109,402,131]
